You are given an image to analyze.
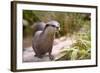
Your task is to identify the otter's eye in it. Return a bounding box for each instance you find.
[51,25,56,27]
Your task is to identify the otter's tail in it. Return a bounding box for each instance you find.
[31,22,46,36]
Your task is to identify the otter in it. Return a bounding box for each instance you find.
[32,20,60,60]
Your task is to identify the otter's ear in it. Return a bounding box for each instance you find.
[45,24,50,28]
[44,24,50,30]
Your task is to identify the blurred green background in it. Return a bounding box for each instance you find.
[23,10,91,38]
[23,10,91,60]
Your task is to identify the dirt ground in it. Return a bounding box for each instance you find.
[23,36,75,62]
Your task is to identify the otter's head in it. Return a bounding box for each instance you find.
[45,20,60,32]
[42,20,60,38]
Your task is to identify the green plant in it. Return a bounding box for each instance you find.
[55,33,91,61]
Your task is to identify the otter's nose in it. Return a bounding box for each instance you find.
[58,27,60,30]
[56,27,60,31]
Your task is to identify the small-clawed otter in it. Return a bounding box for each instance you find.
[32,20,60,60]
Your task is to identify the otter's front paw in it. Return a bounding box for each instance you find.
[49,55,54,60]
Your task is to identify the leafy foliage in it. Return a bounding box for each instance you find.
[55,32,91,60]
